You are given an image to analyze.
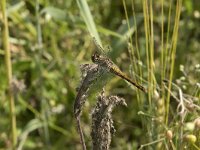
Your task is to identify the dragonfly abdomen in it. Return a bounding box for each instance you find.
[110,66,146,93]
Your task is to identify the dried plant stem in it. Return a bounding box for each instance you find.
[1,0,17,149]
[75,117,87,150]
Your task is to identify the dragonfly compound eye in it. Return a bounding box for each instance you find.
[91,53,100,63]
[91,54,96,63]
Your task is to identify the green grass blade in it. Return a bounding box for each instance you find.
[76,0,102,49]
[17,119,44,150]
[110,15,143,60]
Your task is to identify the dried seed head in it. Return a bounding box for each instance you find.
[166,130,173,140]
[184,122,195,131]
[74,64,99,118]
[194,118,200,129]
[185,102,195,112]
[11,77,26,94]
[153,90,160,99]
[91,90,127,150]
[184,134,197,144]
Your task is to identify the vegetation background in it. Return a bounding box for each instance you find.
[0,0,199,149]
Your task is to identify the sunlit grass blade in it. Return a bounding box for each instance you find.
[76,0,102,49]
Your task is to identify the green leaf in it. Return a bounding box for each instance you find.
[76,0,102,50]
[40,7,66,21]
[110,15,143,60]
[17,119,44,150]
[7,1,25,15]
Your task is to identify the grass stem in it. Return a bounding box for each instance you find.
[1,0,17,149]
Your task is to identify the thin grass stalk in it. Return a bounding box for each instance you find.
[160,0,167,126]
[35,0,50,146]
[149,0,156,93]
[162,0,172,125]
[160,0,166,98]
[132,0,147,127]
[161,0,173,84]
[131,0,143,83]
[122,0,137,77]
[165,0,182,125]
[1,0,17,149]
[144,1,151,43]
[143,0,151,106]
[131,0,144,106]
[122,0,144,83]
[122,0,142,111]
[76,118,86,150]
[142,1,154,145]
[122,0,142,108]
[161,0,164,83]
[165,0,172,79]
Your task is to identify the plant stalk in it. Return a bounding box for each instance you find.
[1,0,17,149]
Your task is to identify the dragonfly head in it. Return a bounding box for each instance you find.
[91,52,111,68]
[91,52,101,64]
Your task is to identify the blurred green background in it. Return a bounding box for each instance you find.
[0,0,199,149]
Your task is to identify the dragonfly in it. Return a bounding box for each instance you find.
[91,51,146,93]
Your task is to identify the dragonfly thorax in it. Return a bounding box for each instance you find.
[91,53,113,69]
